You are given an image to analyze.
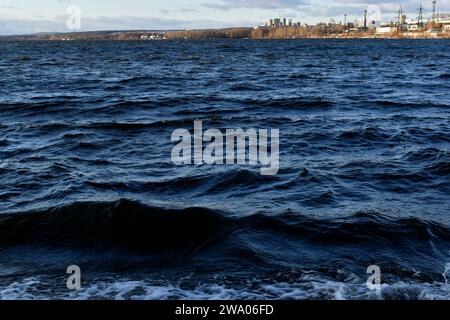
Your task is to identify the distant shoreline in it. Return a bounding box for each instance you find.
[1,27,450,41]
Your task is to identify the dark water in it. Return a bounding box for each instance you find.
[0,39,449,300]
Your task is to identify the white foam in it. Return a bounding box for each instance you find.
[2,269,450,300]
[0,277,43,300]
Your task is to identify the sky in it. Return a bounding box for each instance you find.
[0,0,449,35]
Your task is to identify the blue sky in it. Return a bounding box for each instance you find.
[1,0,449,34]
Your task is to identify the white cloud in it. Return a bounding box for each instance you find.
[0,15,237,35]
[202,0,308,10]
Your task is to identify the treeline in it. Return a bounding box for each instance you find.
[165,26,350,39]
[251,25,348,39]
[2,31,159,41]
[165,28,253,39]
[3,26,449,42]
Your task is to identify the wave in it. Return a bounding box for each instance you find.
[18,114,297,132]
[288,73,313,80]
[402,148,450,176]
[428,161,450,176]
[5,95,447,117]
[86,174,212,193]
[23,118,203,132]
[372,100,449,109]
[404,148,449,162]
[115,75,197,85]
[87,170,278,195]
[0,101,65,112]
[107,96,334,110]
[1,199,449,253]
[229,83,265,91]
[0,139,9,147]
[3,274,450,300]
[337,127,390,142]
[204,170,280,193]
[241,97,333,109]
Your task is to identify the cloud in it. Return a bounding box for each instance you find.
[179,8,197,13]
[202,0,307,10]
[0,15,237,35]
[1,4,20,10]
[0,18,63,35]
[333,0,449,12]
[198,0,446,20]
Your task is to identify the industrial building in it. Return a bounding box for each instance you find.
[257,1,450,35]
[375,2,450,34]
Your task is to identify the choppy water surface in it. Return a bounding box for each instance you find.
[0,39,449,300]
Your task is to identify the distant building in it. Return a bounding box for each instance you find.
[264,17,300,28]
[407,24,420,31]
[376,24,397,33]
[274,18,281,28]
[259,9,450,35]
[405,18,420,31]
[139,32,165,40]
[346,22,355,29]
[435,13,450,29]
